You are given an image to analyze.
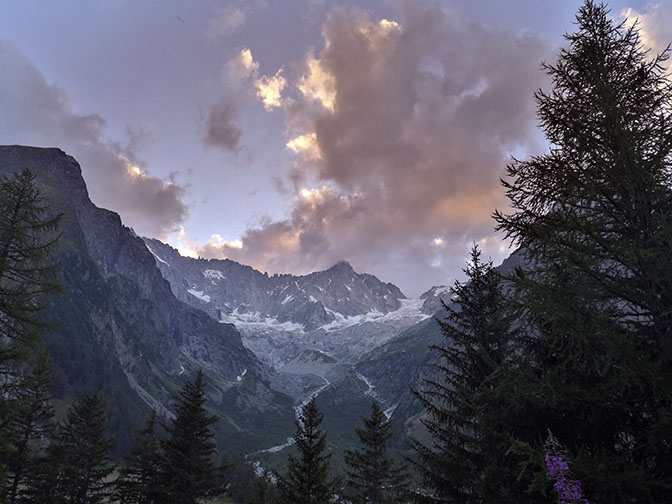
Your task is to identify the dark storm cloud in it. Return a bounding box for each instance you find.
[191,2,550,294]
[0,42,187,239]
[202,101,243,152]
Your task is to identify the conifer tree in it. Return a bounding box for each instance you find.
[275,397,338,504]
[160,369,222,504]
[26,392,115,504]
[494,1,672,500]
[116,411,163,504]
[410,245,523,503]
[344,400,410,504]
[0,169,61,369]
[248,468,275,504]
[0,169,60,487]
[4,350,55,504]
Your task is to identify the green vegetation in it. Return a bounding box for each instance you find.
[5,351,55,504]
[492,1,672,500]
[116,411,162,504]
[275,397,339,504]
[27,392,115,503]
[160,369,224,504]
[0,168,61,488]
[0,169,61,363]
[412,1,672,502]
[411,245,525,503]
[344,400,410,503]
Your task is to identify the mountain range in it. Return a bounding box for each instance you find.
[0,145,470,464]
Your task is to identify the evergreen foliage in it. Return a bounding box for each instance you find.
[410,246,524,503]
[247,467,276,504]
[219,452,276,504]
[160,370,222,504]
[275,397,338,504]
[27,392,115,503]
[0,169,60,369]
[4,350,55,504]
[493,1,672,500]
[116,411,163,504]
[343,400,410,504]
[0,169,60,488]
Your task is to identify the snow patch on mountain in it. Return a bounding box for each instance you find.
[187,289,211,303]
[383,403,399,420]
[322,298,428,331]
[145,244,170,266]
[203,269,226,281]
[220,310,305,333]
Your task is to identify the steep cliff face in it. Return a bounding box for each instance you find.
[0,145,293,455]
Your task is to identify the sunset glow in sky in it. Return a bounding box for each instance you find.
[1,0,670,296]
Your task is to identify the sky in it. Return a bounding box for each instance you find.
[1,0,670,297]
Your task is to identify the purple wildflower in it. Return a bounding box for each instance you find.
[544,430,589,504]
[545,453,569,478]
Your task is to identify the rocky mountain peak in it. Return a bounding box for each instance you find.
[327,260,354,273]
[143,238,406,331]
[419,285,452,315]
[420,285,450,299]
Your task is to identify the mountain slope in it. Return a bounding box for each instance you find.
[0,145,294,456]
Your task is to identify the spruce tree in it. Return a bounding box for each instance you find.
[410,245,523,503]
[344,400,410,504]
[116,411,163,504]
[4,350,55,504]
[27,392,115,504]
[494,1,672,500]
[160,369,222,504]
[275,397,338,504]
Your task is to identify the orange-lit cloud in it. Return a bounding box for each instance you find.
[255,69,286,109]
[225,48,260,85]
[298,54,336,112]
[0,43,188,239]
[225,47,286,110]
[189,3,549,294]
[287,133,321,160]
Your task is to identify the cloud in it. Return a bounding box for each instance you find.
[206,4,248,39]
[224,47,286,110]
[0,42,187,239]
[225,48,260,85]
[298,53,336,112]
[621,2,672,57]
[255,69,287,110]
[184,3,550,295]
[286,133,321,160]
[202,101,242,151]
